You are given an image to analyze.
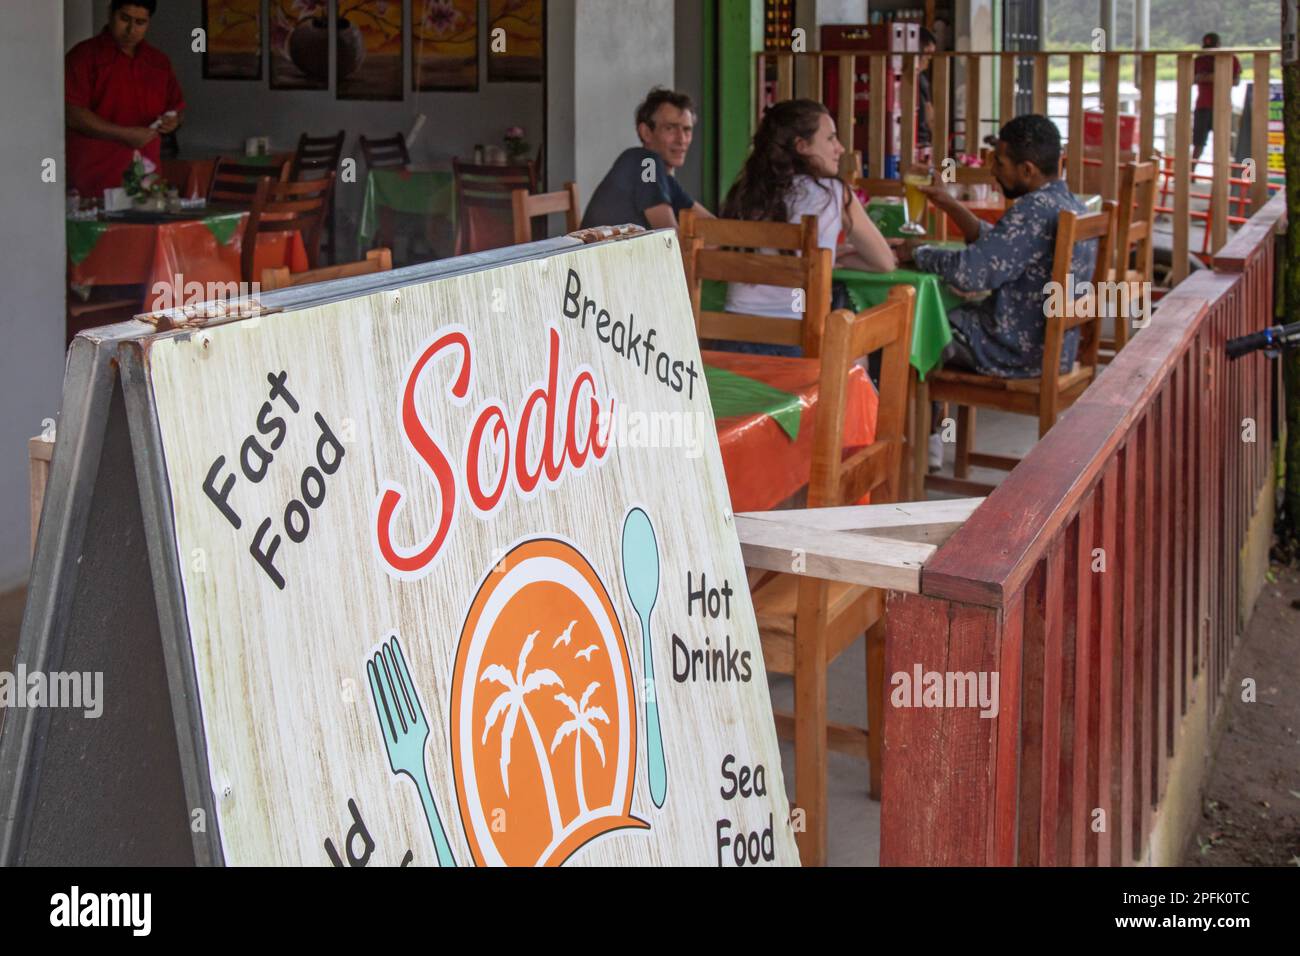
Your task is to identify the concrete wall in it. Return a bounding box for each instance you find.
[548,0,676,210]
[0,6,66,589]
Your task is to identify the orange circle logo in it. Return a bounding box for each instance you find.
[451,538,648,865]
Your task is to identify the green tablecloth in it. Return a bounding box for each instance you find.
[833,266,964,379]
[66,220,111,265]
[699,251,963,380]
[358,168,455,249]
[703,364,803,440]
[866,198,908,239]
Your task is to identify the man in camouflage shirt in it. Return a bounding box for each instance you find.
[912,114,1097,378]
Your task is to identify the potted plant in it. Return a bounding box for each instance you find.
[504,126,531,165]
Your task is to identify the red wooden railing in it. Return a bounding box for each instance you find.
[880,192,1285,866]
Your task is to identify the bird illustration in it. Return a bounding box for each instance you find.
[575,644,601,661]
[552,619,578,649]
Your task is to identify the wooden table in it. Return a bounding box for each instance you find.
[704,350,877,513]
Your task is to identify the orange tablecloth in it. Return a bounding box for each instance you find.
[69,215,308,299]
[704,350,877,513]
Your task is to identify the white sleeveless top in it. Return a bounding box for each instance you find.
[724,175,844,320]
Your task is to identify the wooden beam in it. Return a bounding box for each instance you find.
[739,498,984,544]
[900,53,917,169]
[1138,53,1157,160]
[1032,53,1048,116]
[869,55,887,176]
[1250,53,1270,213]
[933,54,951,174]
[966,54,982,154]
[777,53,794,102]
[805,51,822,102]
[1172,53,1193,285]
[1101,53,1122,201]
[1067,54,1084,192]
[1000,52,1016,125]
[1211,52,1232,254]
[734,515,933,593]
[837,52,855,156]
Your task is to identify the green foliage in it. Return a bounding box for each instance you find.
[1044,0,1281,50]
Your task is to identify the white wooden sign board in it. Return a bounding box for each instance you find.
[129,231,797,866]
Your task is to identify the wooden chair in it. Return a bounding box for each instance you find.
[1101,160,1158,361]
[207,156,291,206]
[452,159,537,254]
[510,183,580,245]
[928,201,1118,492]
[749,285,916,865]
[850,177,905,199]
[678,209,833,359]
[290,131,345,263]
[240,174,334,283]
[261,248,392,291]
[358,133,411,171]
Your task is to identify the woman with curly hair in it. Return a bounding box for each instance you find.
[720,99,896,355]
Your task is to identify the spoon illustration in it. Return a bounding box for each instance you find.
[622,507,667,808]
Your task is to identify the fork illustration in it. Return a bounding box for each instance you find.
[367,636,457,867]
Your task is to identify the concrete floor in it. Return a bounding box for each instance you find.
[0,409,1041,867]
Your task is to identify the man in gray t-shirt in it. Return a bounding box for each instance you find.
[580,87,714,230]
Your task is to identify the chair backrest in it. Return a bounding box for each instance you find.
[261,247,392,291]
[452,159,537,254]
[1108,160,1158,352]
[510,183,581,244]
[1042,200,1118,384]
[1115,160,1157,277]
[678,209,833,359]
[809,285,916,508]
[241,173,335,282]
[954,165,999,188]
[290,130,346,180]
[208,156,290,205]
[850,177,904,199]
[359,133,411,171]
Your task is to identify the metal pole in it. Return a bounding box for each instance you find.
[1134,0,1150,85]
[1100,0,1116,48]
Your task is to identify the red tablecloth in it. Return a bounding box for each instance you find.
[69,216,308,300]
[704,350,878,513]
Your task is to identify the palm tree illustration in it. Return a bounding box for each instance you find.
[550,682,609,816]
[481,629,565,838]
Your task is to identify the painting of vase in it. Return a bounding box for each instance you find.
[270,0,328,90]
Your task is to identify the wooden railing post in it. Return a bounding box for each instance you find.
[1100,53,1122,201]
[1211,52,1233,252]
[1173,53,1193,284]
[1067,54,1084,192]
[932,54,951,172]
[1250,53,1271,213]
[900,53,917,169]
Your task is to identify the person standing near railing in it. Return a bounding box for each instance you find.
[1192,33,1241,162]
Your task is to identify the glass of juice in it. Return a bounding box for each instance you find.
[901,167,933,236]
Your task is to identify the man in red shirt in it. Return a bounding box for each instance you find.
[1192,32,1241,162]
[65,0,186,198]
